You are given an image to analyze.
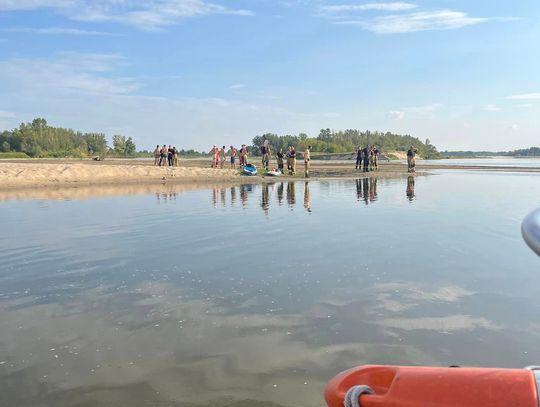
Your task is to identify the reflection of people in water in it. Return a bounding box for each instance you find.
[355,179,362,201]
[240,184,248,207]
[230,186,236,206]
[277,182,284,206]
[212,187,218,208]
[304,182,311,212]
[369,177,377,203]
[261,183,270,214]
[287,182,296,206]
[362,178,369,205]
[406,175,415,202]
[220,187,226,206]
[355,178,378,204]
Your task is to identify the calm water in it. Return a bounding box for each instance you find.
[418,157,540,167]
[1,173,540,407]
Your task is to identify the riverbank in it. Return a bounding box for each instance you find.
[1,158,539,190]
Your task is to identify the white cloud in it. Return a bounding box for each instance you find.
[320,2,417,14]
[0,0,253,30]
[3,27,119,35]
[507,93,540,100]
[389,110,405,120]
[388,103,440,120]
[0,0,74,10]
[0,53,138,95]
[511,124,520,131]
[229,83,246,90]
[483,104,501,112]
[336,10,488,33]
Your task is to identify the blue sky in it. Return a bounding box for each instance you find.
[0,0,538,151]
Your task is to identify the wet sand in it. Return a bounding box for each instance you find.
[0,158,538,191]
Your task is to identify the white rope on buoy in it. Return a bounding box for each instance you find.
[343,385,375,407]
[522,208,540,256]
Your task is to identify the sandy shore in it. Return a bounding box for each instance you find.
[0,161,240,188]
[1,158,538,190]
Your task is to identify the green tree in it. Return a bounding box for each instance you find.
[1,141,10,152]
[112,135,126,155]
[124,137,137,156]
[83,133,108,155]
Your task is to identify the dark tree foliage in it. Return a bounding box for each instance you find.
[251,129,441,159]
[0,118,135,157]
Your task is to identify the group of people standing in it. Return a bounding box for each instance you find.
[275,145,312,176]
[211,144,249,169]
[154,145,179,166]
[355,145,380,172]
[210,142,312,177]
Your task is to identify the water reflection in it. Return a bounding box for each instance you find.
[208,178,404,213]
[287,182,296,207]
[304,182,311,213]
[2,172,540,407]
[355,177,378,205]
[406,176,415,202]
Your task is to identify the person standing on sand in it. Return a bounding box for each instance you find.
[167,145,173,166]
[242,144,249,166]
[172,146,178,167]
[355,146,362,170]
[304,145,311,177]
[288,146,297,175]
[407,145,417,173]
[220,146,226,168]
[261,139,271,170]
[211,145,219,168]
[277,148,284,173]
[160,144,167,166]
[372,146,379,170]
[153,145,160,166]
[362,145,370,172]
[286,146,292,173]
[230,145,237,169]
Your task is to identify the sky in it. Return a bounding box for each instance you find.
[0,0,539,151]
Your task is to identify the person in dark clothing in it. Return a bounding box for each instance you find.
[355,147,362,170]
[407,145,417,172]
[362,145,370,172]
[277,149,285,172]
[372,146,379,170]
[167,145,173,166]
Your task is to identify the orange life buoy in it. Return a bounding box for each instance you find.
[325,365,539,407]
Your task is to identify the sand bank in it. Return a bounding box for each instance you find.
[0,162,240,188]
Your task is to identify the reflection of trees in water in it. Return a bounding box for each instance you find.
[287,182,296,206]
[406,176,415,202]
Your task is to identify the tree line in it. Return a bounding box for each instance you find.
[0,118,442,159]
[0,118,137,158]
[249,129,440,159]
[441,147,540,157]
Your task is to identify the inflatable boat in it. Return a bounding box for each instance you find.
[266,169,282,177]
[242,164,257,176]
